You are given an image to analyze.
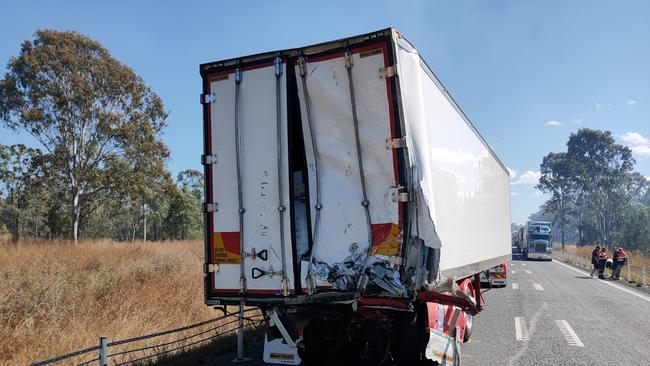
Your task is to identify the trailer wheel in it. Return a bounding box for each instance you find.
[463,313,474,342]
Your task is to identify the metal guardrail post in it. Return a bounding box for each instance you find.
[99,337,107,366]
[643,267,647,288]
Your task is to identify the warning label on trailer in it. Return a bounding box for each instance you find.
[212,232,241,264]
[371,223,400,257]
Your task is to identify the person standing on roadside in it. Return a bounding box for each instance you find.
[609,248,620,280]
[590,245,601,277]
[597,247,608,279]
[611,248,628,280]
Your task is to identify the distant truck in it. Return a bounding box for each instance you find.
[200,28,511,365]
[512,231,520,247]
[479,262,508,287]
[517,221,553,260]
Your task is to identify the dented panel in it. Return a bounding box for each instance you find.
[295,44,401,292]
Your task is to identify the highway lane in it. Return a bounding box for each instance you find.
[463,252,650,366]
[211,251,650,365]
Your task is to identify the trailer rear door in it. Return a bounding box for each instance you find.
[204,60,295,296]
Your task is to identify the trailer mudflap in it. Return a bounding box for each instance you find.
[425,327,461,366]
[263,334,302,365]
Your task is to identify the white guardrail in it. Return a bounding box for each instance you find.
[30,307,263,366]
[553,251,648,288]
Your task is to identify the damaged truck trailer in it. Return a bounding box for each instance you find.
[200,28,511,365]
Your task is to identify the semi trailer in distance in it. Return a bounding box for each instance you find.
[200,28,511,365]
[479,262,508,287]
[517,221,553,260]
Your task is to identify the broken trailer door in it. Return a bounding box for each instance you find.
[295,43,402,293]
[206,60,295,296]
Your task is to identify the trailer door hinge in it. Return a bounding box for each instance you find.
[385,137,406,150]
[204,263,220,273]
[200,93,216,104]
[393,191,409,203]
[379,66,396,79]
[201,154,218,165]
[203,203,218,212]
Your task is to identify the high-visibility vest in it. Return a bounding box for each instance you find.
[618,251,627,260]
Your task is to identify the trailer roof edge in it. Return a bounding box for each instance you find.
[199,28,395,75]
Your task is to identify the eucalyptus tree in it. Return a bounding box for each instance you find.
[0,30,171,241]
[566,129,635,249]
[538,152,575,249]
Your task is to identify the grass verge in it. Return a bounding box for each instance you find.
[0,238,241,365]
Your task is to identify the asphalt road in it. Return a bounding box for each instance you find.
[212,251,650,365]
[463,251,650,366]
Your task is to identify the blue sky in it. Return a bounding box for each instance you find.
[1,0,649,224]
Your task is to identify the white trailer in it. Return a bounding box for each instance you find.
[200,28,511,365]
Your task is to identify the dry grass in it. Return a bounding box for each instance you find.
[0,237,233,366]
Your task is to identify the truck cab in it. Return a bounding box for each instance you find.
[523,221,553,261]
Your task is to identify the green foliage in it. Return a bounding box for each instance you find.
[0,144,46,241]
[164,188,203,240]
[537,152,575,247]
[620,203,650,254]
[177,169,204,200]
[536,128,649,251]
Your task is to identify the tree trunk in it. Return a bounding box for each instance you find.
[142,201,147,242]
[562,212,566,250]
[71,189,80,242]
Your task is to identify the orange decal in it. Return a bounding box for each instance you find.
[212,232,241,264]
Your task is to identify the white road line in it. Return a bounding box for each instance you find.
[533,283,544,291]
[511,270,516,274]
[512,283,519,290]
[514,317,530,342]
[555,320,584,347]
[521,263,526,266]
[553,259,650,302]
[525,270,532,274]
